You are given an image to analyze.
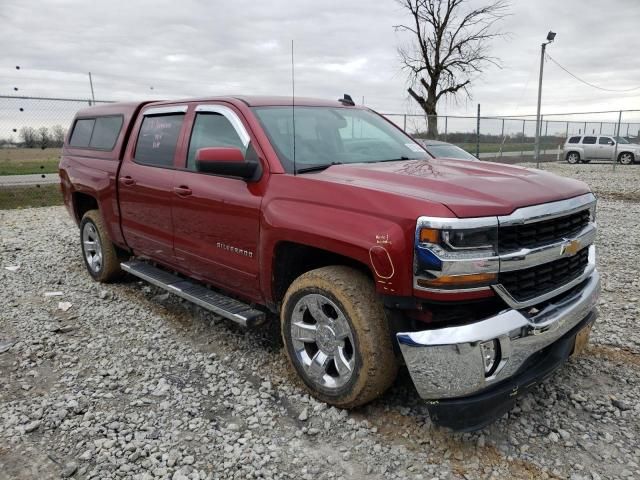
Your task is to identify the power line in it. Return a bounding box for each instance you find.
[546,53,640,93]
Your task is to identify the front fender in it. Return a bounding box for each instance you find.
[260,198,415,301]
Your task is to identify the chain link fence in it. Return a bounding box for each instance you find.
[0,95,112,208]
[2,94,639,209]
[382,111,640,164]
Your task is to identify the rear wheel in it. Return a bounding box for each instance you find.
[566,152,580,164]
[618,152,634,165]
[80,210,123,282]
[281,266,398,408]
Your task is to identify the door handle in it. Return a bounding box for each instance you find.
[173,186,192,197]
[120,176,135,186]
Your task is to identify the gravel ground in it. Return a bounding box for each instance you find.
[1,162,639,480]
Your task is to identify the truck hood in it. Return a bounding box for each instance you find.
[310,158,591,217]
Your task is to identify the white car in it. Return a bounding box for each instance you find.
[562,135,639,165]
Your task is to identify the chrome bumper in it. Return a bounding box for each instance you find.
[397,269,600,400]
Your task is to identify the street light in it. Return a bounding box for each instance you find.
[534,30,556,168]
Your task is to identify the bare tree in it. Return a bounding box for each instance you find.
[19,126,37,148]
[51,125,67,147]
[38,126,50,149]
[395,0,509,137]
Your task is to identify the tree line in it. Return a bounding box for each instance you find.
[0,125,68,148]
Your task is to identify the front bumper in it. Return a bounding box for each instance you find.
[397,269,600,427]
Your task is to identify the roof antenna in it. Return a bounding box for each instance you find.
[291,40,297,176]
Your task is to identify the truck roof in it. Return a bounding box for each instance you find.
[75,96,357,118]
[74,101,150,118]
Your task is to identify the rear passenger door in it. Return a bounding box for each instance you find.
[118,106,187,265]
[597,136,615,160]
[171,104,263,301]
[581,136,598,159]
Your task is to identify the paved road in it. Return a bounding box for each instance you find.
[0,173,60,187]
[478,148,561,159]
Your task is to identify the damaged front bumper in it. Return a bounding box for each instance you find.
[397,269,600,430]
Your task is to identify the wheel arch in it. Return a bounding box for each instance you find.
[271,241,374,310]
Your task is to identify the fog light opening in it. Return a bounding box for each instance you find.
[480,339,501,377]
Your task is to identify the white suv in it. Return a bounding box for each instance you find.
[563,135,639,165]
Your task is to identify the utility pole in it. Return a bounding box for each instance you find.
[88,72,96,105]
[534,31,556,168]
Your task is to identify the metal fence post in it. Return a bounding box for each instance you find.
[403,114,407,132]
[599,122,602,135]
[565,121,569,139]
[536,115,544,169]
[613,110,622,171]
[520,120,526,158]
[499,118,505,159]
[476,104,481,158]
[444,116,448,142]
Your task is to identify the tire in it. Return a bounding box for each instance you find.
[566,152,580,164]
[618,152,634,165]
[281,266,398,408]
[80,209,123,282]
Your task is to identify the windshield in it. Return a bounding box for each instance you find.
[252,106,429,173]
[425,144,476,161]
[615,136,630,144]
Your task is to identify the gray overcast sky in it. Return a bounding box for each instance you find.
[2,0,640,117]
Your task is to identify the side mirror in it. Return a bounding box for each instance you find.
[608,140,615,146]
[195,147,259,180]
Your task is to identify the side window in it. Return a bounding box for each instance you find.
[186,112,247,170]
[582,136,597,144]
[568,136,581,144]
[69,119,95,147]
[134,114,185,167]
[90,116,123,150]
[598,137,613,145]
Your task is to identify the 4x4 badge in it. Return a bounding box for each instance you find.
[560,239,581,257]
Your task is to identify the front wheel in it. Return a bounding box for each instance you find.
[618,152,635,165]
[281,266,398,408]
[566,152,580,164]
[80,210,124,282]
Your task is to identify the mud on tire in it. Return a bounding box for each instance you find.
[281,266,398,408]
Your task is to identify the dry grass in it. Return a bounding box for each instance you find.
[0,148,61,175]
[0,184,62,209]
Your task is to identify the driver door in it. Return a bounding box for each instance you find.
[171,104,263,302]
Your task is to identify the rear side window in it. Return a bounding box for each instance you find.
[135,114,185,167]
[69,119,95,147]
[582,136,597,144]
[68,116,123,150]
[90,116,123,150]
[568,136,581,144]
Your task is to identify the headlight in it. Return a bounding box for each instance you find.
[415,224,498,289]
[418,226,498,257]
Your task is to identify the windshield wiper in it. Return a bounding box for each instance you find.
[296,162,343,174]
[376,156,411,163]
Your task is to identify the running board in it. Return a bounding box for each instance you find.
[120,260,265,327]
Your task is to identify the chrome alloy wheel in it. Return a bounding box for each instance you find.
[290,293,356,390]
[567,152,580,164]
[82,222,103,273]
[619,152,634,165]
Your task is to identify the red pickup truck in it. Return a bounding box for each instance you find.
[59,95,600,430]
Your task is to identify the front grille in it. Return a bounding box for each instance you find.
[498,247,589,302]
[498,209,590,252]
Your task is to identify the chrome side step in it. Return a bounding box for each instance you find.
[121,260,265,327]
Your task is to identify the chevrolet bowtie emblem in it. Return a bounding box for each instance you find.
[560,239,581,256]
